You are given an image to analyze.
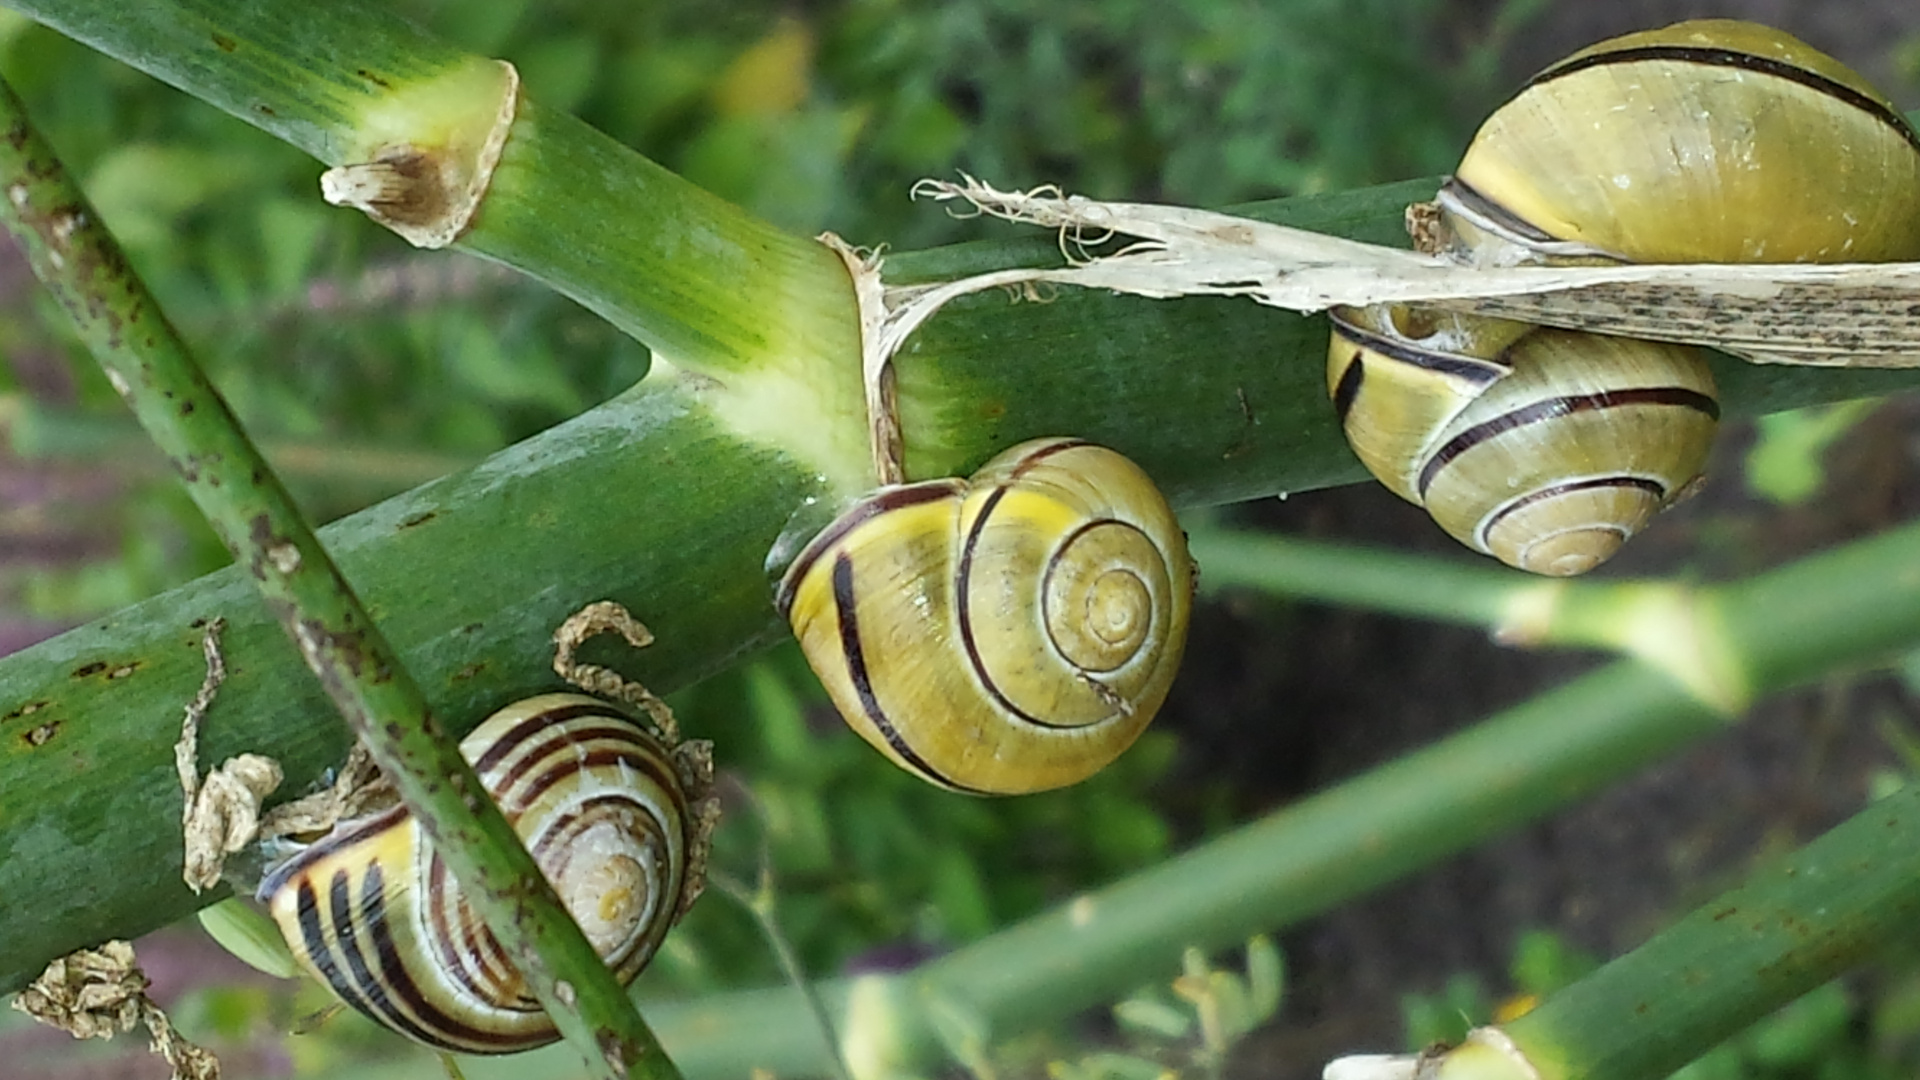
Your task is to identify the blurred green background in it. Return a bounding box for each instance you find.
[2,1,1920,1077]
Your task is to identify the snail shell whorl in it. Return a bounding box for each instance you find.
[777,438,1194,795]
[1441,19,1920,265]
[1330,306,1718,577]
[258,693,704,1054]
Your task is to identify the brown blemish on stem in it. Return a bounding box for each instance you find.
[24,722,58,747]
[319,61,521,249]
[70,662,107,678]
[4,700,50,721]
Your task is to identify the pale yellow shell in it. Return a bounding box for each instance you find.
[776,438,1194,795]
[1442,19,1920,265]
[1330,306,1718,577]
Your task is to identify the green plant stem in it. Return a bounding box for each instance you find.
[1432,780,1920,1080]
[0,72,674,1080]
[453,518,1920,1079]
[1190,527,1522,625]
[1188,528,1750,709]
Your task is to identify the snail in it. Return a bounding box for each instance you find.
[1329,19,1920,575]
[1328,305,1718,576]
[776,437,1194,795]
[256,693,715,1054]
[1435,18,1920,267]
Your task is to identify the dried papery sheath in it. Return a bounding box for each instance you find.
[897,178,1920,367]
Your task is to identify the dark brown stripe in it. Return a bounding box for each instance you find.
[830,553,985,794]
[471,699,617,774]
[1439,178,1562,244]
[1531,44,1920,158]
[1327,309,1511,388]
[1004,437,1092,480]
[954,484,1055,734]
[321,865,441,1049]
[295,878,383,1025]
[357,861,521,1052]
[1478,476,1669,546]
[1331,353,1365,424]
[427,854,514,1010]
[254,803,409,902]
[774,480,963,617]
[505,742,679,817]
[1417,387,1719,498]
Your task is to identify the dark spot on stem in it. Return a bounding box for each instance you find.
[107,662,140,680]
[256,104,276,118]
[459,623,483,635]
[211,33,237,52]
[356,68,393,89]
[179,400,194,416]
[399,510,438,529]
[4,700,51,721]
[71,662,107,678]
[451,662,486,682]
[24,722,58,747]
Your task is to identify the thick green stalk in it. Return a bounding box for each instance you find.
[0,71,673,1078]
[10,0,872,492]
[1437,781,1920,1080]
[454,520,1920,1079]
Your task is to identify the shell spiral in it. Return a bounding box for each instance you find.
[1328,19,1920,576]
[258,694,707,1054]
[776,437,1194,795]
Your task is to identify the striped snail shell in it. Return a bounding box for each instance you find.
[1330,20,1920,575]
[1435,19,1920,266]
[257,693,715,1054]
[1328,305,1718,576]
[776,437,1194,795]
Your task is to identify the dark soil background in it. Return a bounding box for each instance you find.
[1177,2,1920,1074]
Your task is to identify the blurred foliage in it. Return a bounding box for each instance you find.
[1050,937,1284,1080]
[1743,400,1881,507]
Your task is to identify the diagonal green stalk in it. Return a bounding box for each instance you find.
[453,518,1920,1080]
[0,71,675,1080]
[1433,780,1920,1080]
[1188,529,1751,711]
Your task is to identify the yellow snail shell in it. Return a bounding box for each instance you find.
[1329,305,1718,577]
[776,437,1194,795]
[257,693,711,1054]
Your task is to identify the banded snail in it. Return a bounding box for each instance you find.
[1330,20,1920,575]
[257,693,715,1054]
[776,437,1194,795]
[1328,306,1718,576]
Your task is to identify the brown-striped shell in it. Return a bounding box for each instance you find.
[775,438,1194,795]
[1329,306,1718,576]
[258,694,713,1054]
